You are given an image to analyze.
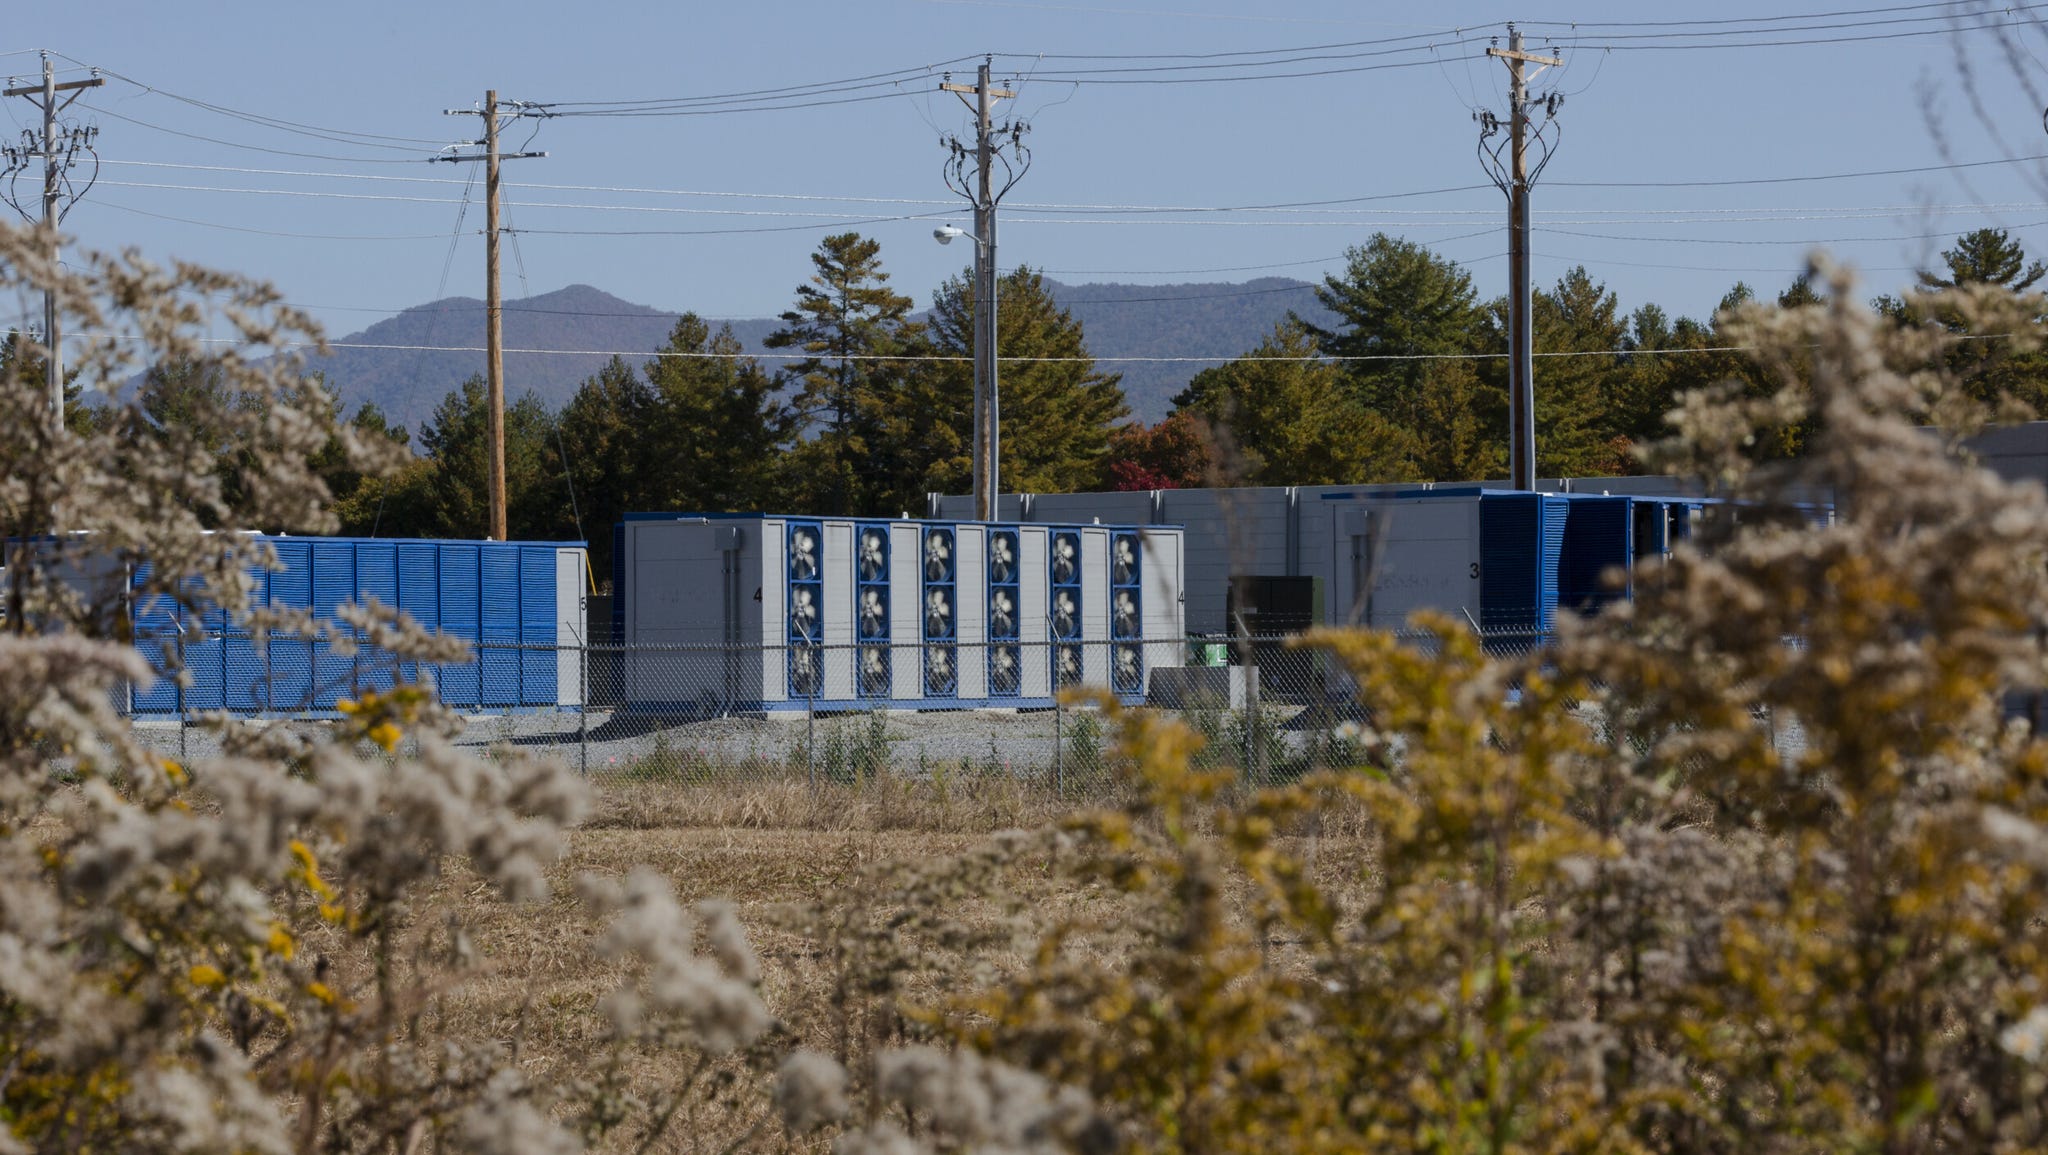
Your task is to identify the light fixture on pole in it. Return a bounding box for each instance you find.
[939,59,1029,523]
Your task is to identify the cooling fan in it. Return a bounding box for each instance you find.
[788,586,819,641]
[859,646,890,696]
[858,528,888,582]
[1113,589,1139,638]
[1114,644,1143,694]
[988,588,1017,638]
[1050,533,1079,585]
[789,526,820,581]
[1051,589,1079,639]
[859,588,888,639]
[924,588,954,639]
[988,531,1017,583]
[1054,644,1082,688]
[990,645,1020,694]
[1113,535,1139,585]
[924,528,954,582]
[925,646,957,695]
[789,645,821,697]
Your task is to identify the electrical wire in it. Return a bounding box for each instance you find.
[89,198,456,240]
[68,328,2024,364]
[78,102,441,165]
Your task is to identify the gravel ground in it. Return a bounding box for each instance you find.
[126,700,1333,785]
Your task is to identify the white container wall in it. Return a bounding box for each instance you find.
[617,514,1183,714]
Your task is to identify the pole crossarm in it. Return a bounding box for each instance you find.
[1477,27,1563,493]
[4,55,105,424]
[938,59,1033,522]
[434,92,547,542]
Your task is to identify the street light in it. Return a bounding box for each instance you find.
[933,225,965,244]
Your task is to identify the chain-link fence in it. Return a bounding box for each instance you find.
[119,631,1551,796]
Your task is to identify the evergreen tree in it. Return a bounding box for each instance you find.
[0,329,101,435]
[1918,227,2046,292]
[1173,322,1412,486]
[1524,266,1630,477]
[642,315,794,514]
[1297,233,1485,428]
[412,376,560,540]
[553,355,652,574]
[765,232,919,514]
[901,266,1127,508]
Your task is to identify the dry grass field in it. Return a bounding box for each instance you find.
[413,772,1379,1152]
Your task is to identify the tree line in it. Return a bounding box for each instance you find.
[64,225,2048,579]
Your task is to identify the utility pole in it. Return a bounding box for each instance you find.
[942,60,1021,522]
[3,53,101,425]
[438,92,544,541]
[1483,27,1561,491]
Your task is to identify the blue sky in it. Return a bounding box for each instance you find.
[18,1,2048,356]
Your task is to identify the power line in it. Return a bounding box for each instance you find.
[79,102,438,165]
[71,329,2022,365]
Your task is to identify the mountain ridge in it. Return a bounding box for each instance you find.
[306,278,1337,433]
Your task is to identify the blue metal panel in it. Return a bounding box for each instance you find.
[1559,496,1632,615]
[1481,493,1549,634]
[355,543,398,694]
[130,562,181,714]
[395,544,438,688]
[267,542,314,712]
[309,542,356,710]
[438,544,481,708]
[480,544,520,707]
[519,546,557,706]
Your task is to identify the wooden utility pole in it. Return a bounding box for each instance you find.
[4,53,101,424]
[483,90,506,543]
[1487,28,1560,491]
[941,61,1014,522]
[439,92,544,541]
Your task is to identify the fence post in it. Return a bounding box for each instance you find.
[575,628,588,778]
[1053,678,1064,797]
[806,645,816,790]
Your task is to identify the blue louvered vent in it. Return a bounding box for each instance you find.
[129,562,181,714]
[519,546,557,706]
[356,543,399,696]
[438,545,481,708]
[397,543,438,689]
[1480,494,1568,636]
[268,542,314,712]
[480,544,520,707]
[224,560,269,712]
[1559,496,1633,616]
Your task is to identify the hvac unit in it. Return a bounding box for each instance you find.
[128,538,587,716]
[615,513,1184,713]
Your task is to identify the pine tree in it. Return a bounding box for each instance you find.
[1173,322,1413,486]
[764,232,919,515]
[1297,233,1485,428]
[901,266,1127,507]
[1918,227,2046,292]
[413,375,560,540]
[641,315,795,514]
